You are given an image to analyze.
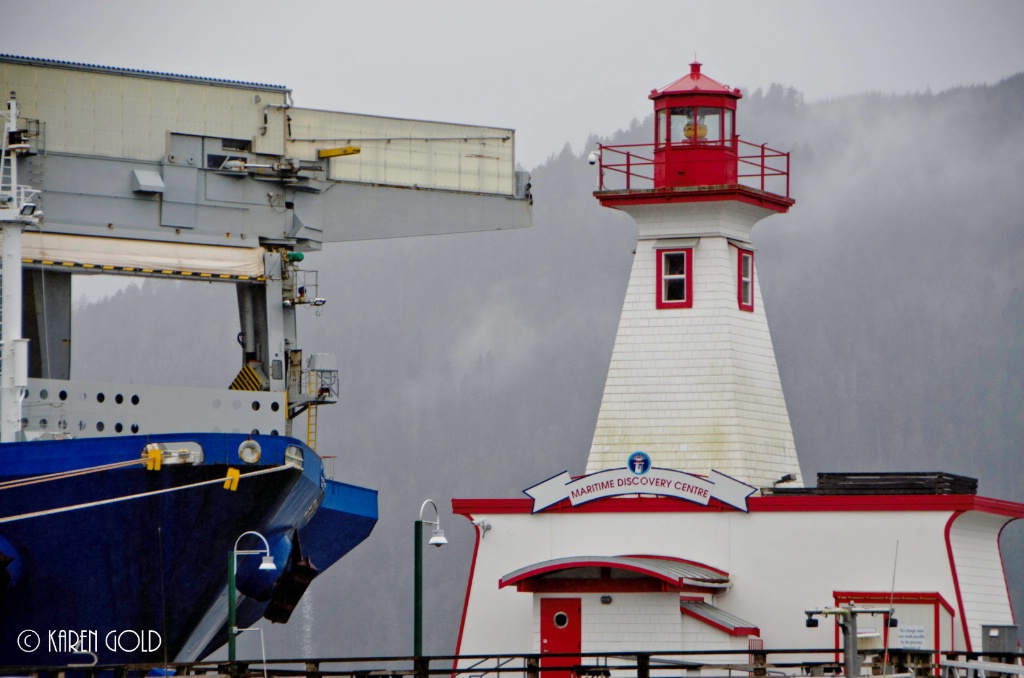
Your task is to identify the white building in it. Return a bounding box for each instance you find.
[453,64,1022,673]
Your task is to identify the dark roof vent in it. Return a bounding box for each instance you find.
[773,472,978,496]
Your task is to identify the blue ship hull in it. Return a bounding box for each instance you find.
[0,432,377,667]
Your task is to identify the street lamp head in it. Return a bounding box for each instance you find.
[259,555,277,570]
[428,527,448,547]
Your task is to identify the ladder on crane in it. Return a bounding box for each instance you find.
[306,402,319,451]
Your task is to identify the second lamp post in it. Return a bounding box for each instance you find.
[414,499,448,656]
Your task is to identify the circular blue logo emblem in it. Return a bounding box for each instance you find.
[627,451,651,476]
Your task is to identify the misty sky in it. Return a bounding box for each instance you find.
[2,0,1023,168]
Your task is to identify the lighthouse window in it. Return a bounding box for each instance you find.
[670,107,696,143]
[702,108,722,143]
[657,248,693,309]
[737,248,754,312]
[668,107,728,145]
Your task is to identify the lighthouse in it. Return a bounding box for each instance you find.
[454,65,1022,668]
[586,62,800,489]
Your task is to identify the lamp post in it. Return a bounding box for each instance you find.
[414,500,448,657]
[228,531,277,666]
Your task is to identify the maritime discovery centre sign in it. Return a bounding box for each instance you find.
[524,452,757,513]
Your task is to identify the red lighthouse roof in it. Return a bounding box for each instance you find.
[650,62,742,99]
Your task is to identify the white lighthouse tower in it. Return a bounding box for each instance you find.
[586,62,800,489]
[454,64,1023,668]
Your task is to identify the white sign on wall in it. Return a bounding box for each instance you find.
[523,452,756,513]
[896,625,927,649]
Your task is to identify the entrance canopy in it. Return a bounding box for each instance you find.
[500,555,730,593]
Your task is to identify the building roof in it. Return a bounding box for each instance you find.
[500,555,730,590]
[651,62,741,99]
[680,601,760,637]
[0,54,288,91]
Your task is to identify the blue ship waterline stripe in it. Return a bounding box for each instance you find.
[0,463,297,524]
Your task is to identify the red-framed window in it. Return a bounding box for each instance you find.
[656,248,693,309]
[737,248,754,312]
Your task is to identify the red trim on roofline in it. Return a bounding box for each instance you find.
[595,185,793,214]
[453,494,1024,517]
[831,590,955,616]
[515,579,712,594]
[500,556,726,590]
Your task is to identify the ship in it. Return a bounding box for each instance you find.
[0,54,531,667]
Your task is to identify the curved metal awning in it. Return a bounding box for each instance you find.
[500,555,730,592]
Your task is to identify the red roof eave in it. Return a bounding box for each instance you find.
[453,494,1024,518]
[595,186,794,214]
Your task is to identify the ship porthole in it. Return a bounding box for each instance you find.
[115,423,123,433]
[97,392,105,403]
[96,421,105,432]
[115,394,124,404]
[553,612,569,629]
[39,389,48,400]
[251,401,261,411]
[131,424,139,433]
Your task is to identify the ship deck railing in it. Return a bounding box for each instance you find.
[3,647,1015,678]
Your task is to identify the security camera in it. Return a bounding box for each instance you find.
[587,151,599,166]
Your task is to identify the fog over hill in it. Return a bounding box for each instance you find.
[73,73,1024,657]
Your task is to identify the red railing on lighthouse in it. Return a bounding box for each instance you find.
[595,138,791,199]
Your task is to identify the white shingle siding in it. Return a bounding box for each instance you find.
[587,201,801,488]
[947,511,1016,650]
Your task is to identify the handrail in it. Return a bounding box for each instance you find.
[0,647,975,678]
[595,138,790,198]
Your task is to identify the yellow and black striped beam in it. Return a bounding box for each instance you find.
[21,258,265,282]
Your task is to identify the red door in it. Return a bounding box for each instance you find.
[541,598,581,678]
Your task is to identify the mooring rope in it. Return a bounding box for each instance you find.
[0,457,146,490]
[0,463,297,524]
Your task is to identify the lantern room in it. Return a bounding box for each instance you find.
[650,61,742,188]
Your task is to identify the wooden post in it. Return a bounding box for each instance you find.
[415,657,429,678]
[527,656,540,678]
[636,653,650,678]
[751,650,767,678]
